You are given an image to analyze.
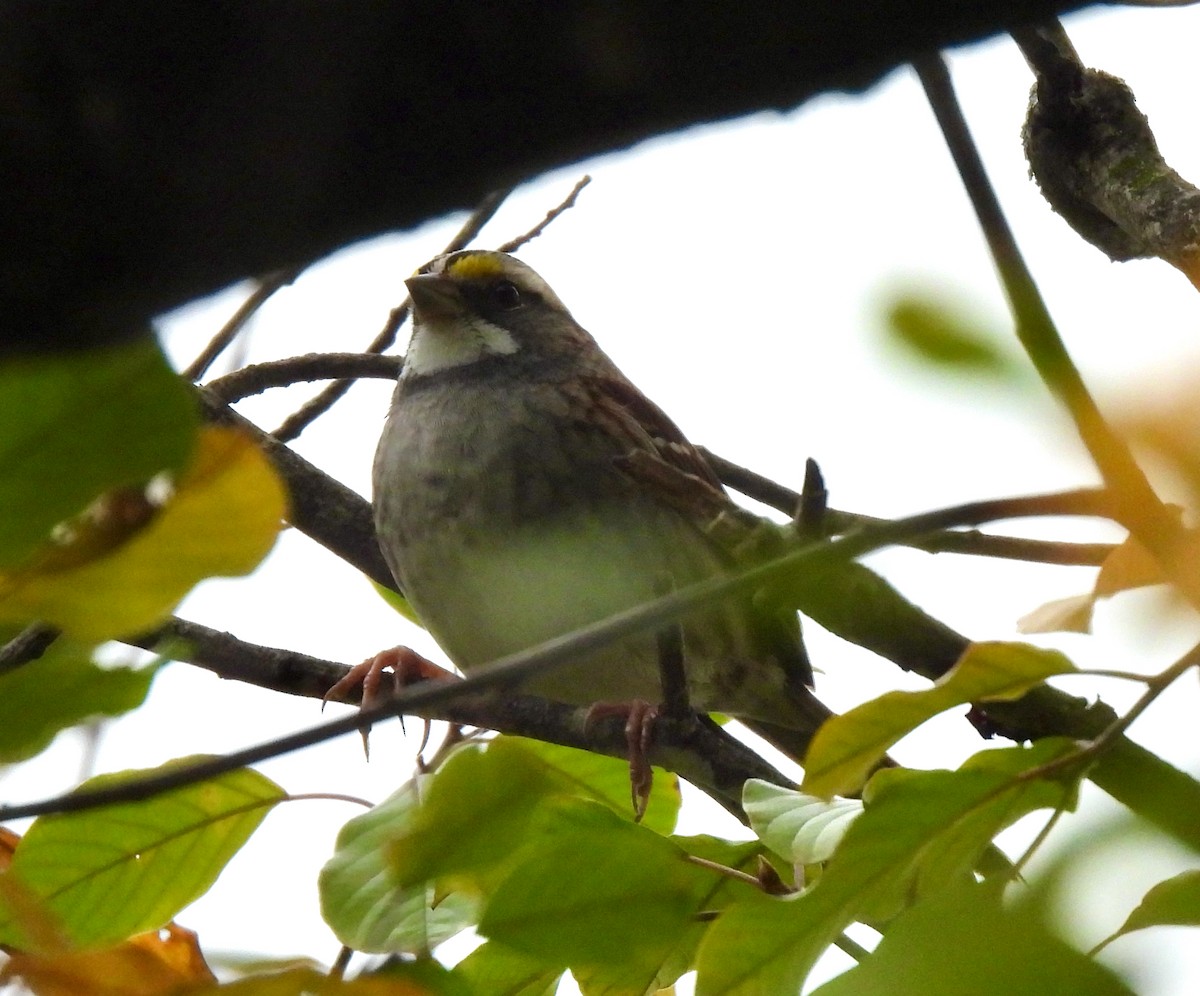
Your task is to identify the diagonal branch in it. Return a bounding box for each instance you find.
[913,53,1198,607]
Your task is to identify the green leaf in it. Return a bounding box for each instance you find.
[1089,740,1200,854]
[696,740,1079,994]
[743,780,862,865]
[0,425,286,640]
[0,760,284,951]
[479,800,743,991]
[625,834,764,992]
[0,643,158,762]
[803,642,1076,798]
[1106,870,1200,945]
[453,941,564,996]
[371,957,477,996]
[387,740,566,891]
[0,340,197,568]
[882,292,1023,379]
[388,737,676,891]
[319,783,478,954]
[812,881,1133,996]
[512,736,681,837]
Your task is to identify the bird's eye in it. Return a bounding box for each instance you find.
[489,280,522,310]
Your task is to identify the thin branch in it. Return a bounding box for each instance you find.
[1031,641,1200,776]
[1002,642,1200,876]
[833,933,873,963]
[206,352,401,404]
[496,174,592,253]
[269,304,407,444]
[271,186,513,442]
[704,449,1117,566]
[912,53,1196,605]
[905,531,1112,566]
[184,267,305,381]
[1013,804,1069,879]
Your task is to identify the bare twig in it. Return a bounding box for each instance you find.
[1027,641,1200,780]
[184,267,305,381]
[703,449,1117,566]
[496,175,592,253]
[207,352,401,404]
[271,186,513,442]
[271,174,591,437]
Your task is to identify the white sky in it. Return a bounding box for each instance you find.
[8,5,1200,993]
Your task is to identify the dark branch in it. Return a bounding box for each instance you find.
[207,353,401,405]
[185,267,306,381]
[8,618,790,822]
[496,175,593,253]
[0,623,59,676]
[197,389,393,589]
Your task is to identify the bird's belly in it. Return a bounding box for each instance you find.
[398,512,680,705]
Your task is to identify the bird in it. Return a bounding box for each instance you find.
[356,248,830,769]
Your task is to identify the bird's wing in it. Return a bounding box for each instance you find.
[575,372,815,690]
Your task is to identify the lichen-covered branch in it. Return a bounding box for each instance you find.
[1018,21,1200,287]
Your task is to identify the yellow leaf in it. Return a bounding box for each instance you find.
[1018,528,1177,636]
[1017,593,1095,635]
[0,426,286,640]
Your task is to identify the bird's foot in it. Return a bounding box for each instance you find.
[585,699,659,822]
[324,646,458,758]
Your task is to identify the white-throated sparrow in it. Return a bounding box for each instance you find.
[367,249,828,760]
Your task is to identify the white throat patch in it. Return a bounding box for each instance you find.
[403,314,520,377]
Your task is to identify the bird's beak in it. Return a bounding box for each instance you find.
[404,273,466,320]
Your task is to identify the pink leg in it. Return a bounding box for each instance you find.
[324,646,457,711]
[324,646,458,758]
[585,699,660,822]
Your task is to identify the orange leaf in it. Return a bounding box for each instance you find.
[0,923,215,996]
